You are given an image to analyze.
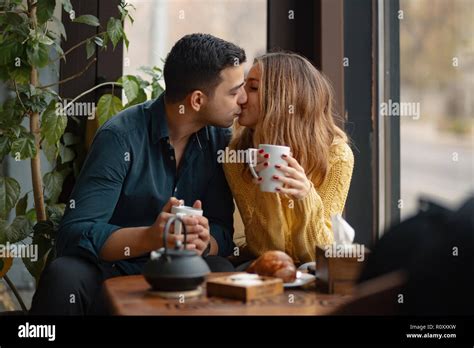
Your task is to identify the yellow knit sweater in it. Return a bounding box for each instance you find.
[223,139,354,263]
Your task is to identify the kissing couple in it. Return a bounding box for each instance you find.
[30,33,353,315]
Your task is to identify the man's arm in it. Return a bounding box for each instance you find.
[99,197,187,261]
[57,127,206,263]
[56,129,127,262]
[56,128,165,263]
[98,226,153,261]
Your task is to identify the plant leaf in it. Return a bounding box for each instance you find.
[96,94,123,126]
[41,100,67,145]
[37,0,56,25]
[9,125,22,138]
[126,88,147,107]
[59,143,75,163]
[93,36,104,47]
[0,39,18,66]
[8,64,31,85]
[43,171,64,203]
[52,16,67,41]
[118,75,139,103]
[62,132,80,146]
[0,220,8,244]
[41,139,58,165]
[0,176,20,219]
[25,208,37,225]
[26,41,50,67]
[25,220,57,282]
[52,40,65,61]
[85,39,95,59]
[73,14,100,27]
[62,0,73,13]
[10,133,37,159]
[46,203,65,227]
[0,136,12,160]
[37,35,54,46]
[152,80,164,99]
[107,17,123,49]
[5,215,32,243]
[135,75,150,89]
[0,99,24,127]
[16,192,28,216]
[123,32,129,50]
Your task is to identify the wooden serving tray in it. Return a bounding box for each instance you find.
[206,273,284,302]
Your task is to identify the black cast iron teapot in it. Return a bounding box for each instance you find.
[143,215,211,291]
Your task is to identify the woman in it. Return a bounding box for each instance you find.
[224,52,354,264]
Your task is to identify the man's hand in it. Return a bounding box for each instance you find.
[147,197,185,250]
[184,200,211,256]
[147,198,212,255]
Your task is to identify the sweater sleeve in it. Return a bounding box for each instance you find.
[290,142,354,263]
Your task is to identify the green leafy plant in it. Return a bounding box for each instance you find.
[96,66,164,126]
[0,0,134,289]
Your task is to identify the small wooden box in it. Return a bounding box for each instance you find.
[206,274,283,302]
[316,244,370,295]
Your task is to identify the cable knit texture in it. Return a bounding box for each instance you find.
[223,138,354,263]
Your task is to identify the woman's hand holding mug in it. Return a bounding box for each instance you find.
[272,153,312,200]
[249,145,311,200]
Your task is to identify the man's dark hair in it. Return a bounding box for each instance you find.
[163,33,246,103]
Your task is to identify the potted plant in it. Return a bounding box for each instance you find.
[0,0,148,312]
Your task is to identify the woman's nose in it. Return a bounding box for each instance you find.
[237,88,248,105]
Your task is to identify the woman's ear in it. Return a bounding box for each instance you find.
[189,90,206,112]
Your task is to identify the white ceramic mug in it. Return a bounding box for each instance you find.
[170,205,203,235]
[247,144,291,192]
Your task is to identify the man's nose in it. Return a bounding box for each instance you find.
[237,88,248,105]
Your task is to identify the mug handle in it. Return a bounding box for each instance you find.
[174,212,186,235]
[248,148,259,179]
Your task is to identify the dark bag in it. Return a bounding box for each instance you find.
[358,196,474,315]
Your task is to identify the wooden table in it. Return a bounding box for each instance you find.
[104,273,350,315]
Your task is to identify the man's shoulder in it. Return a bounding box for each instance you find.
[98,100,153,139]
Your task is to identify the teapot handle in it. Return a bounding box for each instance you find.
[162,215,188,254]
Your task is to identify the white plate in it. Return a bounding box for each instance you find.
[283,271,315,288]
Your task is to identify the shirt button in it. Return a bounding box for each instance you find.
[174,187,178,193]
[170,155,175,161]
[166,139,170,144]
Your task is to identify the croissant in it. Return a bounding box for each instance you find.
[247,250,297,283]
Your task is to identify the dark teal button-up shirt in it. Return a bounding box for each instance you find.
[56,93,234,275]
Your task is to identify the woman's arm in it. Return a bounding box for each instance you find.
[290,147,354,262]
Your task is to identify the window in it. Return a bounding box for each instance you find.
[123,0,267,80]
[399,0,474,218]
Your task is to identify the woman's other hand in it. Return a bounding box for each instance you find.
[273,153,312,200]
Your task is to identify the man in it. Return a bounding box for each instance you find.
[30,34,247,315]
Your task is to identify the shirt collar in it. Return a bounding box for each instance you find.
[147,93,209,150]
[147,93,168,144]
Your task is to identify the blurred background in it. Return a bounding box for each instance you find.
[123,0,267,78]
[399,0,473,218]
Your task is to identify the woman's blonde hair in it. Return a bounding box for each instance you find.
[230,51,349,187]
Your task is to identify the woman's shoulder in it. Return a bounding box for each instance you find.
[329,137,354,165]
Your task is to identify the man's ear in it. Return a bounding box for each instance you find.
[189,90,207,112]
